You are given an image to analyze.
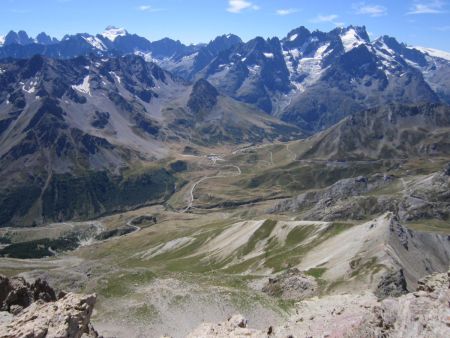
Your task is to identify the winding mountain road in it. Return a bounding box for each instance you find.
[182,164,242,213]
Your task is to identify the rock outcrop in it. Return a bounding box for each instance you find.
[0,275,56,314]
[262,268,318,301]
[375,269,408,299]
[0,275,99,338]
[0,293,98,338]
[351,270,450,337]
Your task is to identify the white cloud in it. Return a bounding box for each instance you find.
[310,14,344,26]
[353,3,387,17]
[227,0,260,13]
[138,5,163,12]
[276,8,299,16]
[407,0,446,14]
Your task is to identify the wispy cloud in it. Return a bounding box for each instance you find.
[407,0,446,14]
[10,8,31,14]
[276,8,299,16]
[310,14,344,26]
[353,2,387,17]
[435,25,450,31]
[311,14,339,23]
[137,5,164,12]
[227,0,260,13]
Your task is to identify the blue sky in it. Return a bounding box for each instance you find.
[1,0,449,51]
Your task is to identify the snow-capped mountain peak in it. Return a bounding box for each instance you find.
[340,27,368,52]
[101,26,128,41]
[0,35,4,46]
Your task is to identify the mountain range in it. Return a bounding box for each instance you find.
[0,24,449,227]
[1,25,449,132]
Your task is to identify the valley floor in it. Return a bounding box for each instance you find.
[1,140,450,337]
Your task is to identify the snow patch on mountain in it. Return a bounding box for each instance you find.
[412,46,450,62]
[134,51,153,62]
[372,41,396,62]
[109,71,121,84]
[315,43,332,59]
[371,41,399,77]
[284,42,331,92]
[295,48,329,90]
[341,28,365,53]
[83,36,106,51]
[289,34,298,42]
[181,52,198,62]
[0,35,4,46]
[22,80,38,94]
[248,64,261,77]
[101,26,127,42]
[263,52,274,59]
[72,75,91,95]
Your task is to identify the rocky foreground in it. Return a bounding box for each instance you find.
[1,269,449,337]
[187,270,450,338]
[0,275,98,338]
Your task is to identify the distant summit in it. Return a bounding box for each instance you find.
[36,32,58,45]
[4,30,34,45]
[101,26,128,41]
[1,30,58,46]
